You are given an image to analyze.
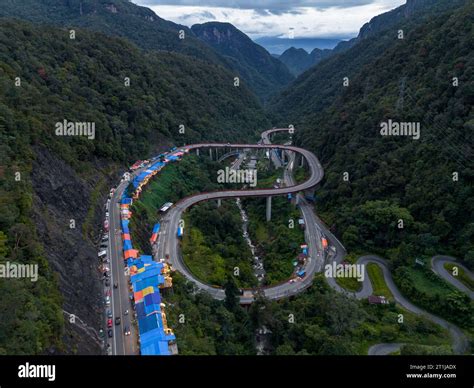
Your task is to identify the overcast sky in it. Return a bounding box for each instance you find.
[134,0,406,40]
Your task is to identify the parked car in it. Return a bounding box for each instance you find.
[108,329,113,338]
[107,319,113,328]
[105,296,110,306]
[107,309,112,319]
[105,278,111,287]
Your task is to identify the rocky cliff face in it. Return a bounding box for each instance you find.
[31,145,117,354]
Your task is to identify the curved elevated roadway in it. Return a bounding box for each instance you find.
[155,128,324,303]
[152,128,469,353]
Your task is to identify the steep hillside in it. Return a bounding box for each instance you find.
[191,22,294,101]
[279,47,332,76]
[333,0,467,53]
[0,0,226,66]
[270,2,473,267]
[0,19,269,354]
[269,0,468,123]
[0,0,292,101]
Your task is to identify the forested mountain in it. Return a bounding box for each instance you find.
[191,22,294,101]
[0,0,226,65]
[332,0,467,53]
[269,1,473,268]
[277,0,466,76]
[279,47,332,76]
[0,0,292,100]
[0,19,269,354]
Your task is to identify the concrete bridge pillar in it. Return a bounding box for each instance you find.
[209,148,213,160]
[266,196,272,222]
[196,148,200,156]
[304,188,315,202]
[217,199,222,208]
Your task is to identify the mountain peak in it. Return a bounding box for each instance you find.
[191,22,294,101]
[191,22,255,46]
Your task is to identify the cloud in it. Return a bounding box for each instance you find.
[180,10,216,20]
[137,0,376,13]
[135,1,406,39]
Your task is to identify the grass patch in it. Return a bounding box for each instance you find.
[444,263,474,291]
[367,263,393,300]
[335,275,362,292]
[406,267,454,297]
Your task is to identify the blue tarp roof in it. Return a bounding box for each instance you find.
[152,223,160,234]
[136,302,147,319]
[131,266,163,283]
[121,219,130,233]
[139,255,153,263]
[133,171,150,188]
[149,162,164,171]
[138,313,162,335]
[123,240,133,251]
[121,198,133,205]
[145,292,161,306]
[141,339,170,356]
[128,259,145,269]
[132,276,164,292]
[144,303,161,316]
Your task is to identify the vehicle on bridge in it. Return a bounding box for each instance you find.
[160,202,173,212]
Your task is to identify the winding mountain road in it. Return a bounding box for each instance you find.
[431,256,474,299]
[154,129,324,303]
[148,127,470,354]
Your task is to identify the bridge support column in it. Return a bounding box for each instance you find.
[266,196,272,222]
[217,199,222,208]
[300,154,304,168]
[209,148,213,160]
[281,150,286,164]
[196,148,200,156]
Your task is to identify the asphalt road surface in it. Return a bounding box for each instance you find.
[107,128,469,355]
[108,169,146,355]
[431,255,474,299]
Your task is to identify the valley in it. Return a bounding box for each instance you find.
[0,0,472,366]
